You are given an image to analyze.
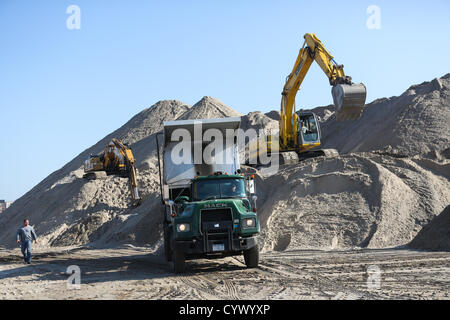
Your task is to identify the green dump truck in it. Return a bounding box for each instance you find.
[156,117,260,273]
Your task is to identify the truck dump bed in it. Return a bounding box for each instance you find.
[162,117,242,188]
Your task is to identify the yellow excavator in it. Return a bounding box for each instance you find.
[83,138,141,206]
[250,33,367,165]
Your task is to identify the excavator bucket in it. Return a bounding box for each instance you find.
[332,83,367,121]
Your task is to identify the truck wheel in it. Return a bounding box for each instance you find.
[172,248,186,273]
[243,244,259,268]
[163,226,172,262]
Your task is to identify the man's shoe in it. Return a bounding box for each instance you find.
[27,262,30,264]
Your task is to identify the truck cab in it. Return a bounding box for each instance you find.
[156,117,260,273]
[166,173,259,272]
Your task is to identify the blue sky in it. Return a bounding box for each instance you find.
[1,0,449,201]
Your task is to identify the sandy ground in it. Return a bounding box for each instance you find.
[1,246,448,300]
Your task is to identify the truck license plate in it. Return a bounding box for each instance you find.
[212,243,225,252]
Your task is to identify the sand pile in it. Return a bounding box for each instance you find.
[317,74,450,156]
[0,97,241,249]
[257,74,450,251]
[240,111,278,133]
[257,152,450,251]
[177,96,242,120]
[408,205,450,251]
[0,75,449,252]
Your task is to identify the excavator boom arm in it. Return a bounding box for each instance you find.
[280,33,367,148]
[110,139,141,206]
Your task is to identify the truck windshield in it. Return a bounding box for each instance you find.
[193,179,246,201]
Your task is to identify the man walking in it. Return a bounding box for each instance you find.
[16,219,37,264]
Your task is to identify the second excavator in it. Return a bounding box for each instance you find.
[83,138,141,206]
[249,33,367,165]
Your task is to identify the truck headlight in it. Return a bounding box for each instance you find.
[176,223,190,232]
[243,218,256,228]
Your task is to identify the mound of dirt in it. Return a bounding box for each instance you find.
[408,205,450,251]
[0,75,449,253]
[0,96,241,249]
[257,152,450,251]
[318,74,450,157]
[120,100,190,145]
[177,96,242,120]
[264,110,280,121]
[240,111,278,133]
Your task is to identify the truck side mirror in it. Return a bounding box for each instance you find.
[248,175,256,194]
[167,200,175,220]
[251,195,258,213]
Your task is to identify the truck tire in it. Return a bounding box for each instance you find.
[163,225,172,262]
[172,248,186,273]
[243,244,259,268]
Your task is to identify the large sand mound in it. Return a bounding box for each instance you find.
[258,152,449,251]
[0,97,241,249]
[318,74,450,156]
[177,96,242,120]
[408,205,450,251]
[1,75,449,252]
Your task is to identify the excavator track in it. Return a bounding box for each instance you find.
[279,151,300,165]
[276,148,339,166]
[82,171,107,180]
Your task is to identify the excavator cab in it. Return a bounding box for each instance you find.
[84,154,104,172]
[297,111,321,147]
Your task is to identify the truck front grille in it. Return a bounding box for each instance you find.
[200,208,234,252]
[200,208,233,234]
[200,208,232,223]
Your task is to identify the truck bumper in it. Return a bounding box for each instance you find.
[173,236,258,259]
